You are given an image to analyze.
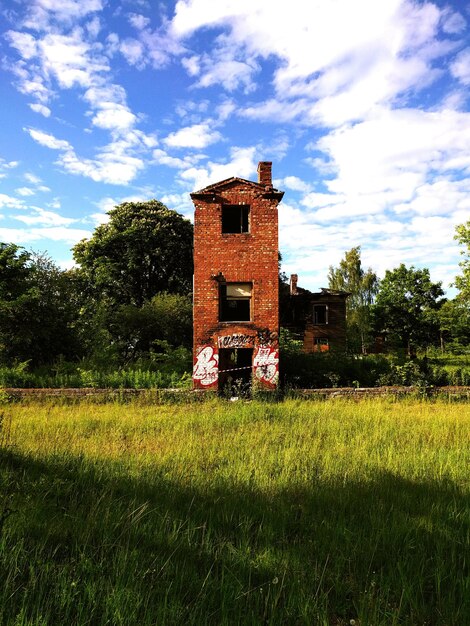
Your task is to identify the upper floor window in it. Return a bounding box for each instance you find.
[313,304,328,324]
[220,282,252,321]
[222,205,250,233]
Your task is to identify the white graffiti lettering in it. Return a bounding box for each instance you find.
[253,347,279,385]
[193,346,219,386]
[217,333,254,349]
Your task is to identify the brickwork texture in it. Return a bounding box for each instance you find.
[191,162,284,390]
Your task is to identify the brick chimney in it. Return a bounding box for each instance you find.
[290,274,298,295]
[257,161,272,187]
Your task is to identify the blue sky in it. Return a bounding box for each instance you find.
[1,0,469,294]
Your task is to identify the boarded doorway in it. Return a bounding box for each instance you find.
[218,348,253,395]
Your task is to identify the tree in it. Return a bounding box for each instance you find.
[107,293,193,362]
[328,247,379,353]
[73,200,194,307]
[438,299,470,352]
[0,244,81,365]
[373,264,444,356]
[454,220,470,303]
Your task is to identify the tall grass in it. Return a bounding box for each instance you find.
[1,399,469,625]
[0,364,192,389]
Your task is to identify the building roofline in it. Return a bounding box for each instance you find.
[190,176,284,200]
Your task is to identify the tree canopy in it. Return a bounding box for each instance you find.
[0,244,80,365]
[328,246,379,353]
[73,200,193,307]
[454,220,470,303]
[373,264,444,355]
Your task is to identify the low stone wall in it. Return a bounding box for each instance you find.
[290,386,470,399]
[2,386,470,402]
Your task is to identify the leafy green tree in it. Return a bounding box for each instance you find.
[454,220,470,302]
[0,244,81,365]
[73,200,194,307]
[0,243,34,362]
[438,299,470,352]
[373,264,444,356]
[328,246,379,353]
[107,293,193,362]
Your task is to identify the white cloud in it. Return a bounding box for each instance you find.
[153,149,188,169]
[19,173,51,195]
[14,207,76,227]
[180,146,258,190]
[6,31,38,59]
[116,15,185,70]
[163,123,222,149]
[58,259,77,270]
[0,194,24,210]
[314,108,470,206]
[16,187,35,197]
[450,48,470,85]
[24,173,42,184]
[7,10,153,187]
[26,128,72,150]
[29,103,51,117]
[0,160,19,179]
[280,176,312,193]
[22,0,103,30]
[25,127,146,185]
[394,179,470,217]
[47,198,61,209]
[160,192,193,218]
[59,149,145,185]
[38,28,109,89]
[128,14,151,30]
[119,38,146,67]
[440,7,466,35]
[91,104,137,130]
[86,16,101,38]
[181,56,200,77]
[0,225,91,245]
[193,57,257,92]
[171,0,465,128]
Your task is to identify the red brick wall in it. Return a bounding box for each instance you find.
[192,177,283,389]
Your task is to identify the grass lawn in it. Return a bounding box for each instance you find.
[0,398,469,625]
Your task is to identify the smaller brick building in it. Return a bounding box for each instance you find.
[281,274,349,352]
[191,162,284,391]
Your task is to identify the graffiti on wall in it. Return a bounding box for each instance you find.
[253,346,279,385]
[257,329,279,348]
[218,333,254,349]
[193,346,218,386]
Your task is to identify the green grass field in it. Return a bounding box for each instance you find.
[1,398,469,625]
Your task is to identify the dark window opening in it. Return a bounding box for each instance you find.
[313,304,328,324]
[222,205,250,233]
[220,283,252,322]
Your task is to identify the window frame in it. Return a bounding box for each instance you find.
[313,337,329,352]
[221,204,250,234]
[313,304,328,325]
[219,282,253,322]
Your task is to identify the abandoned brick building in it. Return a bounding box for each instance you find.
[281,275,349,353]
[191,162,283,390]
[191,161,349,390]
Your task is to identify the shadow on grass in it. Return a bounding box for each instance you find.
[1,448,469,625]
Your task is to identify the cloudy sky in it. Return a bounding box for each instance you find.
[1,0,469,294]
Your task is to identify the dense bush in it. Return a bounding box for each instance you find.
[279,329,469,388]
